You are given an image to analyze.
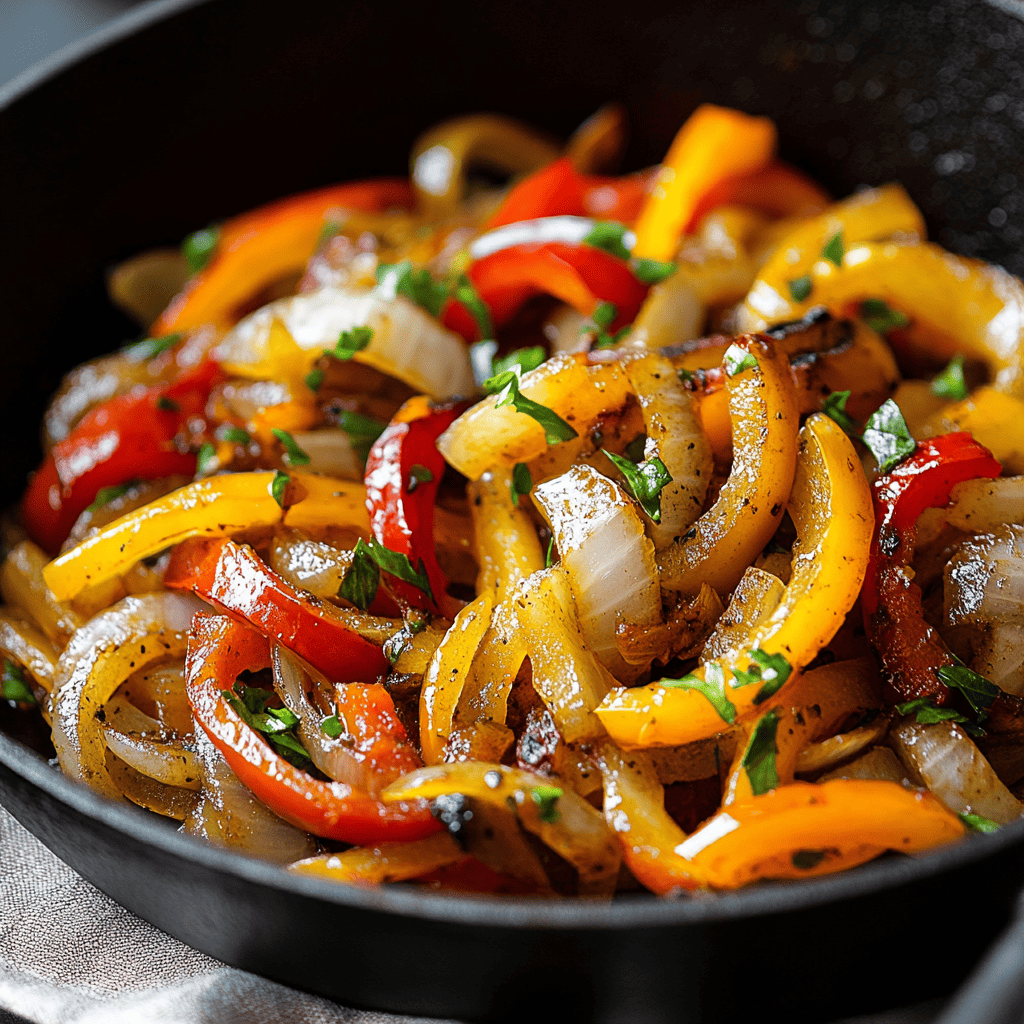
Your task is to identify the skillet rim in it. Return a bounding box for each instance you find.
[1,0,1023,938]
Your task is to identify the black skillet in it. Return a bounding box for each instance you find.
[2,1,1024,1020]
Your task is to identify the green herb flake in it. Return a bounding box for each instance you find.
[407,464,434,493]
[493,346,546,377]
[338,410,387,464]
[305,367,325,392]
[271,428,311,467]
[86,482,136,512]
[320,714,344,738]
[821,230,844,268]
[1,661,35,704]
[741,710,780,796]
[583,221,631,261]
[531,785,563,824]
[602,449,673,523]
[343,537,434,605]
[545,534,555,568]
[317,219,342,248]
[632,257,677,285]
[862,399,916,474]
[861,298,910,335]
[510,462,532,506]
[482,371,579,445]
[936,664,1000,719]
[338,538,380,610]
[329,326,374,362]
[121,333,180,361]
[623,434,647,463]
[723,344,759,376]
[821,390,855,433]
[895,697,971,726]
[270,471,290,508]
[156,396,180,412]
[182,225,220,274]
[660,662,737,725]
[449,274,495,341]
[959,812,1001,834]
[729,649,793,705]
[219,425,251,445]
[931,354,968,402]
[792,849,827,870]
[222,683,311,770]
[196,442,217,476]
[788,275,813,302]
[593,301,618,332]
[376,261,448,318]
[678,367,695,385]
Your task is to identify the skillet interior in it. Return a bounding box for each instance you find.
[2,0,1024,1019]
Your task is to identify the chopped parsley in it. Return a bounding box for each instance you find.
[337,410,387,463]
[86,482,136,512]
[121,333,180,361]
[483,370,578,444]
[196,442,217,476]
[723,344,759,376]
[959,812,1001,834]
[788,275,813,302]
[545,534,555,568]
[623,434,647,464]
[182,225,220,274]
[861,298,910,335]
[660,662,737,724]
[449,274,494,341]
[407,464,434,493]
[376,261,448,317]
[602,449,673,522]
[586,301,630,350]
[1,661,34,704]
[328,326,374,362]
[861,399,916,473]
[631,257,676,285]
[219,425,251,445]
[741,710,780,796]
[305,367,325,392]
[821,230,844,268]
[531,785,563,824]
[493,346,546,377]
[510,462,532,506]
[339,537,434,609]
[731,649,792,705]
[936,663,1000,720]
[320,715,344,738]
[895,697,971,726]
[583,221,631,261]
[931,354,968,401]
[270,470,290,507]
[271,429,311,467]
[222,682,311,770]
[821,390,855,433]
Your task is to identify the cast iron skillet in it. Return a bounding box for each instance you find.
[3,1,1024,1020]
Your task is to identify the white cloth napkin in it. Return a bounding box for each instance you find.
[0,805,460,1024]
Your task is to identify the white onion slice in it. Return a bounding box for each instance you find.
[215,286,475,399]
[104,728,200,790]
[532,464,660,681]
[290,428,364,480]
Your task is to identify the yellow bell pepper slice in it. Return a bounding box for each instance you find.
[289,832,465,885]
[657,334,799,596]
[597,412,872,748]
[921,385,1024,473]
[632,105,777,262]
[43,471,369,602]
[737,183,926,331]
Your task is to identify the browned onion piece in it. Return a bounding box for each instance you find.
[106,750,198,820]
[820,746,908,784]
[103,728,200,790]
[795,716,890,775]
[0,609,59,696]
[701,566,784,663]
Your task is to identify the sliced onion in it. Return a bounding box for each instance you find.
[795,716,890,775]
[701,566,785,664]
[622,349,712,549]
[50,592,207,800]
[182,729,317,863]
[106,752,198,820]
[215,286,475,399]
[0,609,59,694]
[890,718,1024,824]
[943,475,1024,532]
[820,746,908,784]
[290,428,364,480]
[532,464,660,681]
[104,728,200,789]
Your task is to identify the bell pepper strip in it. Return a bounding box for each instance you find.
[921,387,1024,475]
[687,160,831,231]
[486,157,587,228]
[186,612,439,843]
[23,358,222,556]
[383,762,622,894]
[682,780,965,891]
[736,185,927,333]
[581,168,659,223]
[861,433,1002,704]
[42,471,371,604]
[464,239,648,333]
[598,412,873,748]
[165,538,387,684]
[289,832,465,885]
[438,352,633,481]
[632,105,777,262]
[411,114,559,221]
[657,334,800,597]
[364,396,470,618]
[153,178,413,336]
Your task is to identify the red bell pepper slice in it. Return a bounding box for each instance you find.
[364,398,469,619]
[185,612,439,844]
[22,357,222,555]
[862,433,1002,703]
[165,537,388,683]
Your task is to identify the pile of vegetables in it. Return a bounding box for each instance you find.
[4,102,1023,895]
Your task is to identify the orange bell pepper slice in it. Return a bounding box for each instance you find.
[153,178,413,335]
[632,105,777,262]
